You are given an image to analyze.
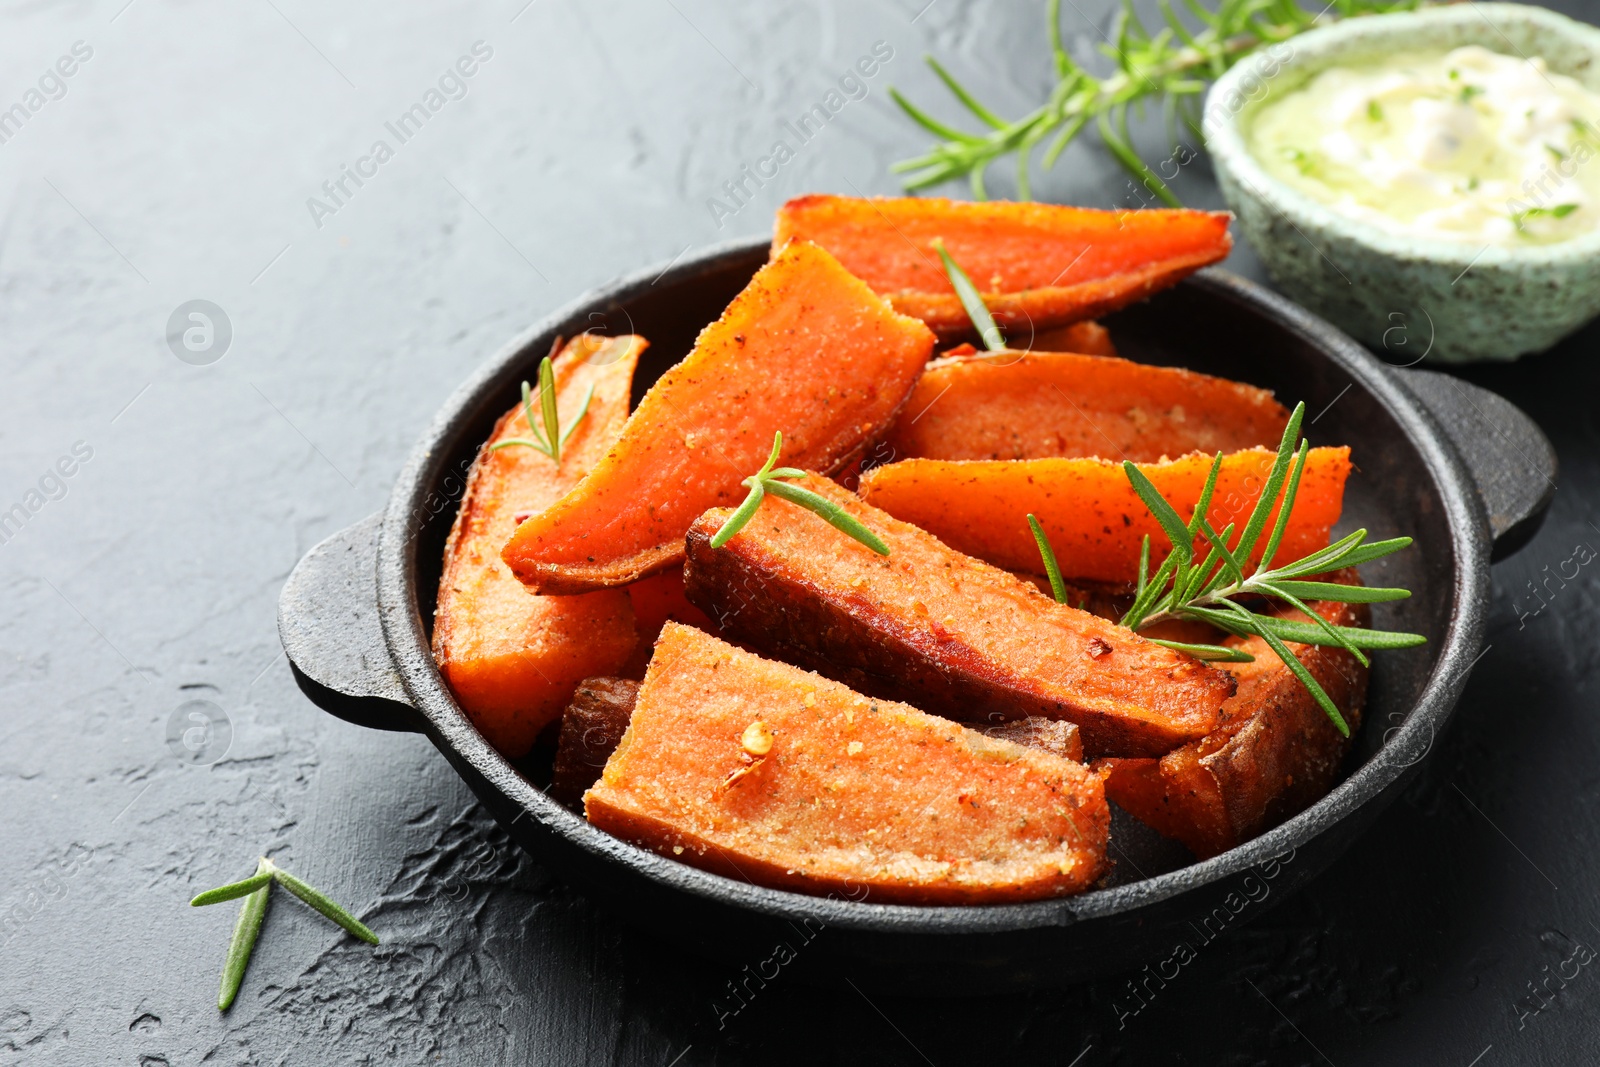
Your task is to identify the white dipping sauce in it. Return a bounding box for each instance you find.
[1247,45,1600,244]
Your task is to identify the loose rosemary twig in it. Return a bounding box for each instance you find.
[1030,402,1426,735]
[889,0,1422,204]
[193,856,379,1011]
[489,349,594,465]
[709,431,890,555]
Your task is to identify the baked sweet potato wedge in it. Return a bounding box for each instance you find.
[502,241,936,594]
[858,447,1351,584]
[1097,595,1369,858]
[433,335,644,756]
[1024,320,1117,356]
[772,195,1232,338]
[883,351,1289,463]
[584,622,1109,903]
[550,676,638,809]
[682,474,1235,758]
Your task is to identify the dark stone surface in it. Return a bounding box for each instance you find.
[1,1,1596,1063]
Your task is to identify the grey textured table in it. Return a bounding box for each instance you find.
[3,1,1598,1064]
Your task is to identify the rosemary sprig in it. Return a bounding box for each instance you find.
[890,0,1421,202]
[193,857,379,1011]
[489,351,594,465]
[709,431,890,555]
[215,859,271,1011]
[1029,402,1426,735]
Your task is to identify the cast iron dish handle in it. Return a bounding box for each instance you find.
[277,371,1555,730]
[1396,368,1556,561]
[278,512,424,732]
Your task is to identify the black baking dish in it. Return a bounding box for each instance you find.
[277,236,1554,992]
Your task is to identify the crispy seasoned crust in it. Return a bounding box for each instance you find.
[583,623,1109,904]
[549,677,639,809]
[682,474,1235,758]
[1098,593,1370,858]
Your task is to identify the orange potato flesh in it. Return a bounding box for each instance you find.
[432,335,644,757]
[858,447,1351,584]
[619,566,718,677]
[502,241,935,594]
[682,474,1235,758]
[1097,596,1369,858]
[772,195,1232,338]
[584,623,1109,904]
[883,351,1289,464]
[627,567,716,644]
[936,318,1119,360]
[1024,320,1118,356]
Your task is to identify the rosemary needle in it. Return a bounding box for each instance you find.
[1028,514,1069,604]
[217,858,271,1011]
[263,858,380,945]
[933,239,1006,352]
[189,868,273,907]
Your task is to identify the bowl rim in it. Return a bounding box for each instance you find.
[373,236,1490,935]
[1203,1,1600,269]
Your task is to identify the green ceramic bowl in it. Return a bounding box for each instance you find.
[1204,3,1600,363]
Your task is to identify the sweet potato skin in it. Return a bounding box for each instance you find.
[1098,595,1369,858]
[502,241,936,594]
[981,718,1084,762]
[858,447,1351,584]
[549,677,638,809]
[883,351,1289,464]
[682,474,1235,758]
[584,623,1109,904]
[432,335,643,756]
[773,195,1232,338]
